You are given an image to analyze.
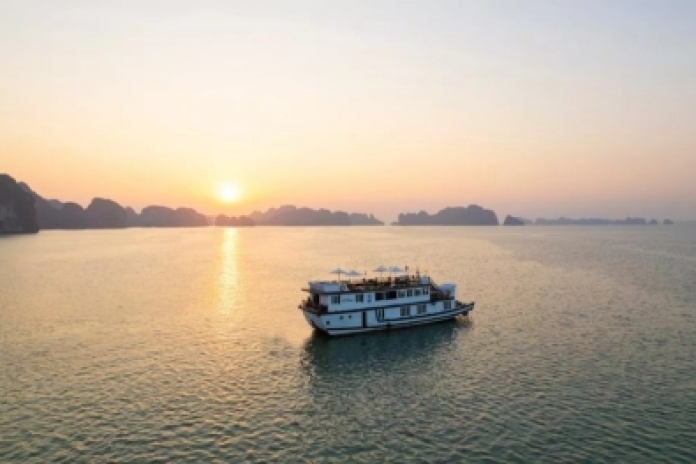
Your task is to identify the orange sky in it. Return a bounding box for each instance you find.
[2,2,695,221]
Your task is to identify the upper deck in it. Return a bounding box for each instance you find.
[304,275,433,294]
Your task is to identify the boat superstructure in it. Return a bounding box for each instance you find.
[299,269,474,336]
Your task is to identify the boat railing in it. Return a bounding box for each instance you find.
[427,278,455,302]
[345,276,426,291]
[301,299,328,313]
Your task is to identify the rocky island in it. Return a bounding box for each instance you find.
[503,215,525,226]
[249,205,384,226]
[0,174,39,234]
[13,178,211,229]
[533,217,674,226]
[4,173,682,232]
[215,214,254,227]
[3,174,386,231]
[137,206,208,227]
[395,205,499,226]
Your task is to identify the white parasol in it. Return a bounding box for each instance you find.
[389,266,405,275]
[330,268,347,281]
[372,265,388,277]
[345,270,363,281]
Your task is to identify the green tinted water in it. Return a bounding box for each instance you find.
[1,226,695,462]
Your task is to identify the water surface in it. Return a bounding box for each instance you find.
[1,226,695,462]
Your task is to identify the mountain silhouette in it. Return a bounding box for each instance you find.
[503,215,525,226]
[138,206,208,227]
[86,198,127,228]
[3,174,681,231]
[0,174,39,234]
[533,217,668,225]
[395,205,499,226]
[249,205,383,226]
[18,181,209,229]
[215,214,254,227]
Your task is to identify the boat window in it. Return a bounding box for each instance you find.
[400,306,410,317]
[397,290,406,298]
[407,290,413,297]
[386,291,397,300]
[444,301,451,310]
[423,288,429,295]
[418,304,426,314]
[355,294,364,303]
[331,295,340,304]
[414,289,421,296]
[375,292,385,301]
[376,308,384,320]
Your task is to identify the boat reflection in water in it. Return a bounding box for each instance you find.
[300,317,473,380]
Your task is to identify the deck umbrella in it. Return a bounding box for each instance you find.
[389,266,405,277]
[345,270,363,281]
[330,268,347,281]
[372,265,388,277]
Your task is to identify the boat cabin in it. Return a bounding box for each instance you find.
[302,274,457,314]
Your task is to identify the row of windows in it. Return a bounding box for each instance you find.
[398,289,429,298]
[401,304,429,317]
[331,294,371,305]
[376,303,431,321]
[327,301,452,325]
[329,288,430,305]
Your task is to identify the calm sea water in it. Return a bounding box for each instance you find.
[1,226,695,463]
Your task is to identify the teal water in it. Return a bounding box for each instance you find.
[1,226,695,462]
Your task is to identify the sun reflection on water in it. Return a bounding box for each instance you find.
[218,228,240,316]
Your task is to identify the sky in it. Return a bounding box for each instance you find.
[1,0,695,222]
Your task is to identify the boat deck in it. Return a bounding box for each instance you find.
[347,275,433,292]
[303,275,438,294]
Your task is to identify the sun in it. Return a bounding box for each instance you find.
[217,182,242,203]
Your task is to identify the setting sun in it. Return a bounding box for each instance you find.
[217,183,242,203]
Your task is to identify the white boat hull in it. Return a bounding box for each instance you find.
[302,302,474,336]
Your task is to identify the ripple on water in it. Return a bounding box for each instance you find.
[1,227,695,462]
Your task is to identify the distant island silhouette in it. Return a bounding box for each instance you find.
[503,215,525,226]
[215,214,254,227]
[26,183,212,229]
[0,174,39,234]
[0,173,681,235]
[394,205,499,226]
[532,217,674,226]
[0,175,386,233]
[249,205,383,226]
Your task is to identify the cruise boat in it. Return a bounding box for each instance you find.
[299,268,474,336]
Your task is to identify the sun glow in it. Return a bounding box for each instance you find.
[217,183,242,203]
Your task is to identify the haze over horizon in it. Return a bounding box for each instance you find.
[2,1,695,222]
